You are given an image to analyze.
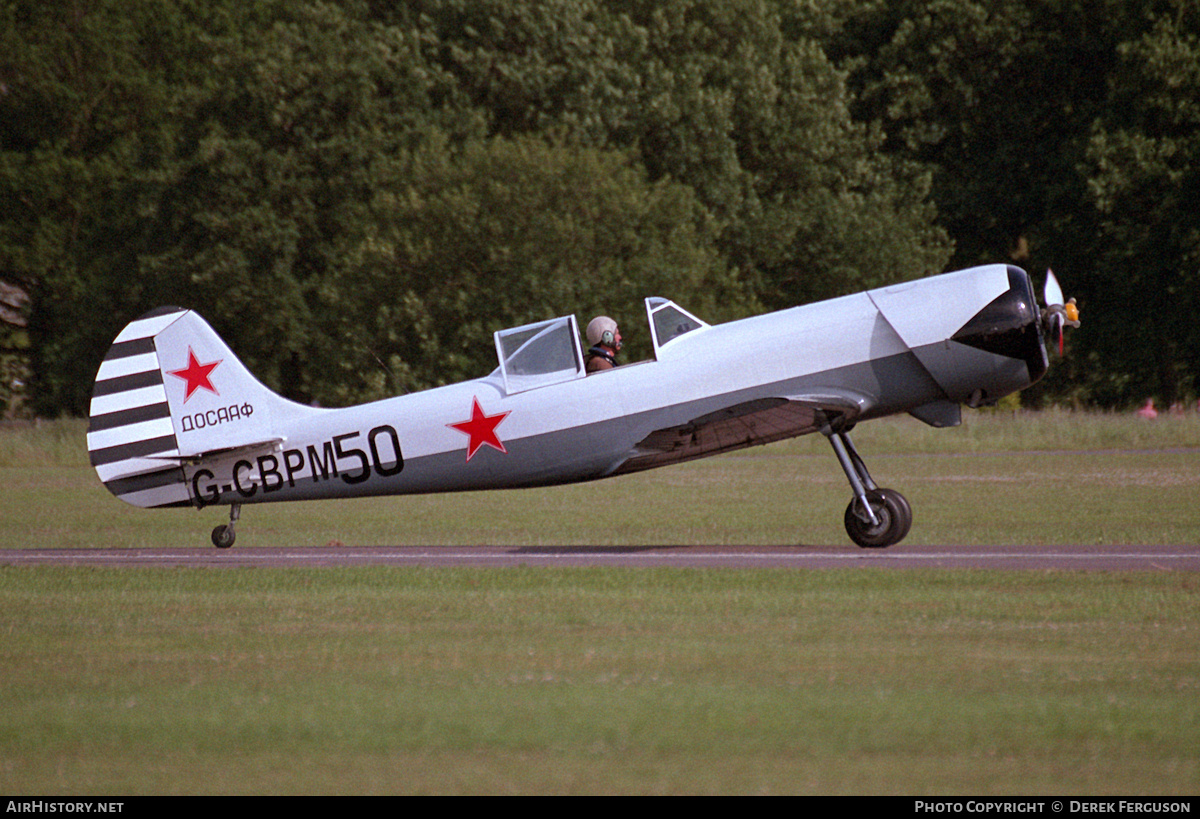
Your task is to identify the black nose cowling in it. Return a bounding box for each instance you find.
[951,265,1049,385]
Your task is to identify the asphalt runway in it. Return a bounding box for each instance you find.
[2,543,1197,570]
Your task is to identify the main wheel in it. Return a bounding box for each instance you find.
[211,524,236,549]
[873,488,912,543]
[844,489,909,548]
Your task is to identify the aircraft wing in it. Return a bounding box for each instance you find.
[613,390,872,475]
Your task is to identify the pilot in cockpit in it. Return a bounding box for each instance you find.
[585,316,622,373]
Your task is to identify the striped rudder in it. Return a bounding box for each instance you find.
[87,306,296,509]
[87,307,190,508]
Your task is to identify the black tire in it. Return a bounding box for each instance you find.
[211,525,236,549]
[844,489,909,548]
[874,488,912,542]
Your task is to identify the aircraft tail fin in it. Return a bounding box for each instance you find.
[86,307,299,508]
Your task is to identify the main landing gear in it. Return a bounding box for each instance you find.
[824,426,912,548]
[211,503,240,549]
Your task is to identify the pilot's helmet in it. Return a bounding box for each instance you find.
[586,316,619,348]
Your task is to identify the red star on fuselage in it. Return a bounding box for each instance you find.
[168,347,222,402]
[448,398,511,462]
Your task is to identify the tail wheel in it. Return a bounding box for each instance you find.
[844,489,910,549]
[211,524,236,549]
[210,503,241,549]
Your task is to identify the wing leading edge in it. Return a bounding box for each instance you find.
[613,390,873,475]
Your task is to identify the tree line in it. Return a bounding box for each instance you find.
[1,0,1196,416]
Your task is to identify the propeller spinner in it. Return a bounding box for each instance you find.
[1041,269,1080,354]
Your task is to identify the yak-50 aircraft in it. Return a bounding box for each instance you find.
[87,264,1077,549]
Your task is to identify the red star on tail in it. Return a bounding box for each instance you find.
[168,347,222,402]
[448,398,511,462]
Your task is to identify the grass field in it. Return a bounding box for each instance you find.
[3,411,1200,548]
[1,412,1198,794]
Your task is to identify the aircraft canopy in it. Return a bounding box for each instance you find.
[645,297,709,355]
[493,315,585,394]
[491,298,711,394]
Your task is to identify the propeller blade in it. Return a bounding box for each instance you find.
[1040,269,1077,355]
[1044,269,1064,308]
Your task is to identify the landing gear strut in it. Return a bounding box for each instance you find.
[825,426,911,548]
[211,503,240,549]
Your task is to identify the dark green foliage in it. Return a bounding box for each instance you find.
[341,134,733,398]
[398,0,952,306]
[1084,3,1200,406]
[833,0,1199,407]
[3,0,1193,412]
